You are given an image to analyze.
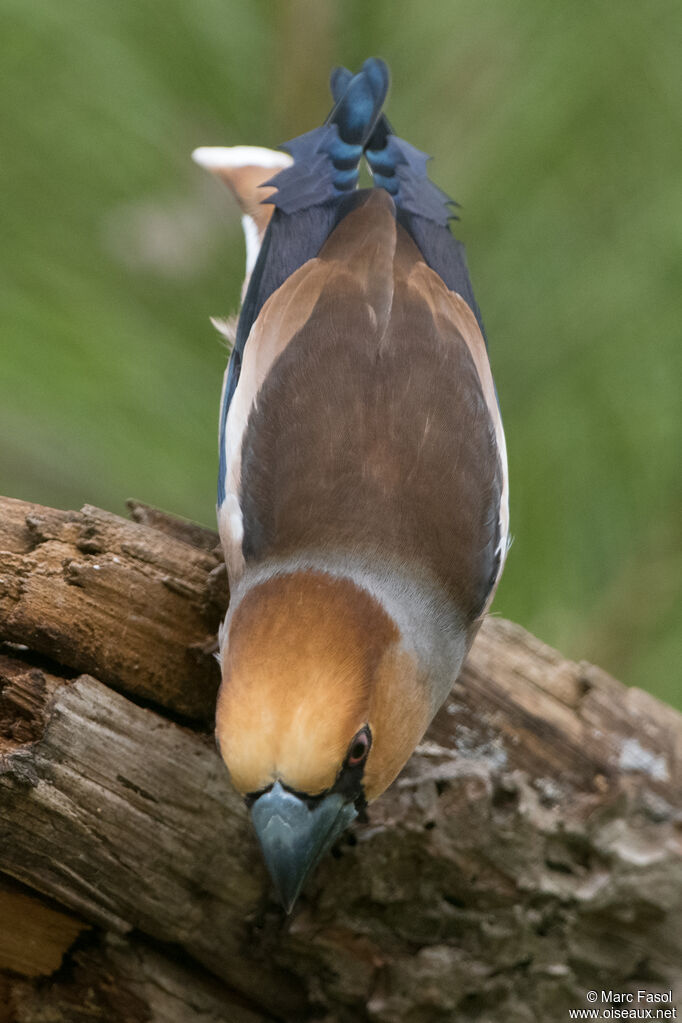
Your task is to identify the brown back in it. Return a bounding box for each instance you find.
[238,191,502,621]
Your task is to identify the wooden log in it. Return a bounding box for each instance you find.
[0,650,303,1018]
[0,497,226,721]
[1,496,680,1022]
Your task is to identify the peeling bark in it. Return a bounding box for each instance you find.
[0,497,225,720]
[0,496,680,1022]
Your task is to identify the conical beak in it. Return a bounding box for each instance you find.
[250,781,357,913]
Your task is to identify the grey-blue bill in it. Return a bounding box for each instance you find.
[250,781,358,912]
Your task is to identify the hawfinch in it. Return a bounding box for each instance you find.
[193,58,508,911]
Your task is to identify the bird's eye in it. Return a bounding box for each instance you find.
[347,727,371,766]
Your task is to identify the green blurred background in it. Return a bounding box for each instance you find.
[1,1,680,705]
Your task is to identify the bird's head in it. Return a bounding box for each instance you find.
[216,570,430,911]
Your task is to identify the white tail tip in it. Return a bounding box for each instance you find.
[191,146,293,172]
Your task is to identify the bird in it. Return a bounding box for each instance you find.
[192,57,509,913]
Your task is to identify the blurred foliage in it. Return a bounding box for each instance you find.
[1,0,680,705]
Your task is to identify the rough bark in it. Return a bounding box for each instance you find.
[0,495,680,1023]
